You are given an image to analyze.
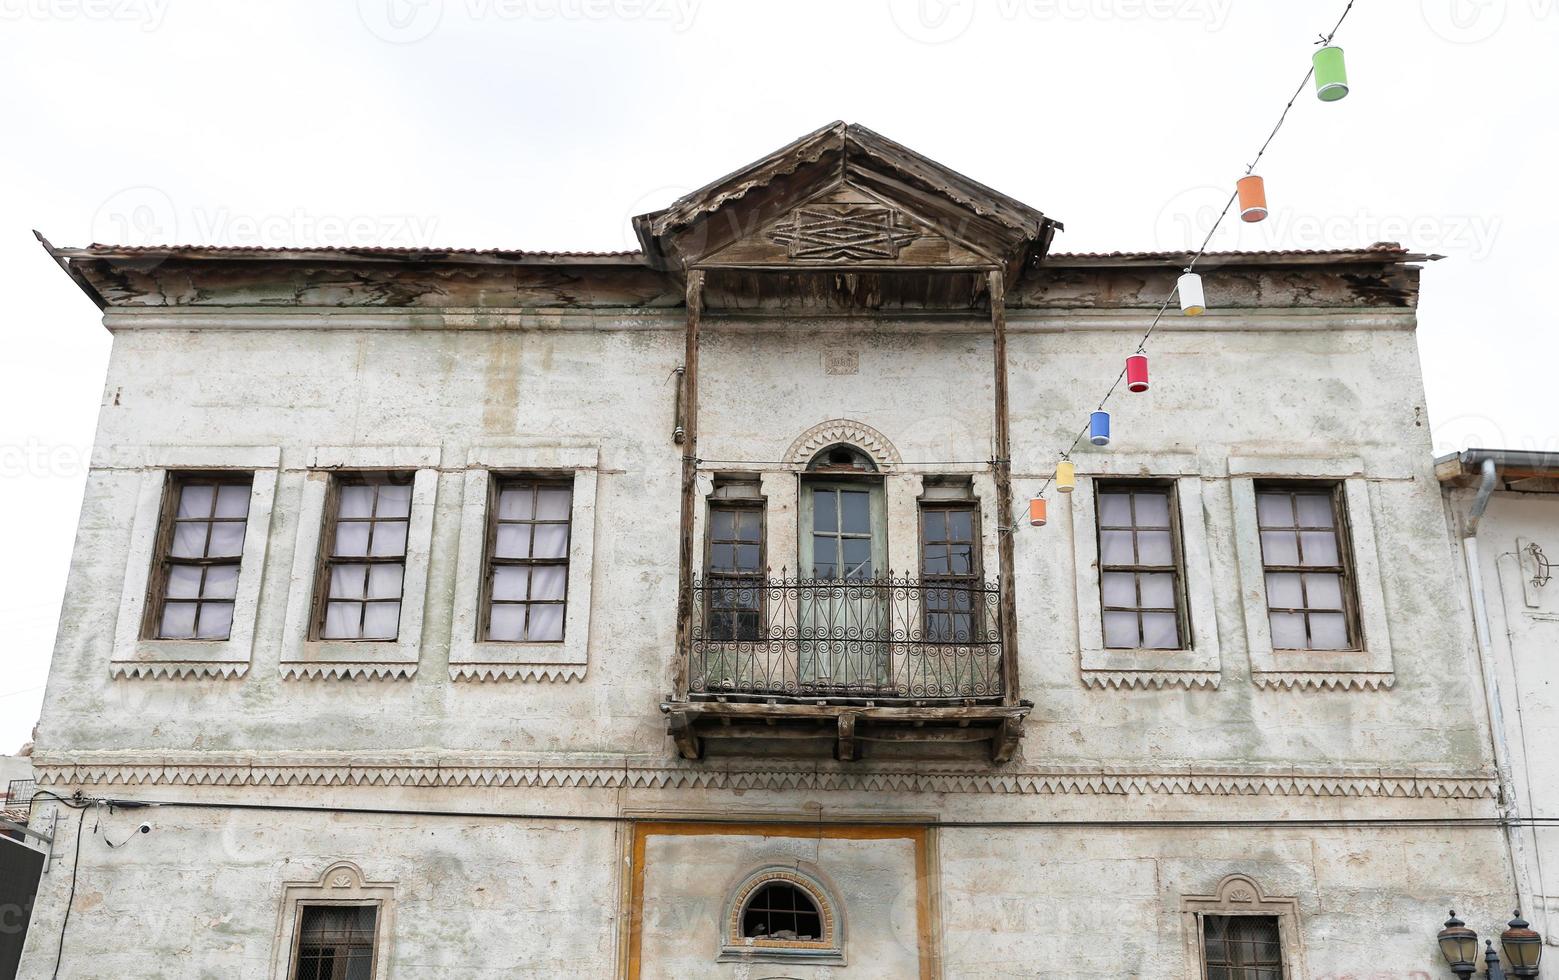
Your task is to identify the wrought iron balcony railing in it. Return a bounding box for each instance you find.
[686,573,1004,702]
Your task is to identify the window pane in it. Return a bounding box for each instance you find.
[1299,530,1340,567]
[176,484,214,519]
[333,522,371,557]
[361,601,400,640]
[1140,612,1179,649]
[1308,612,1350,650]
[1295,492,1335,527]
[375,482,413,519]
[367,564,404,600]
[1265,572,1303,609]
[160,601,198,639]
[330,565,369,600]
[1138,572,1176,609]
[207,521,246,558]
[214,484,251,518]
[495,524,530,559]
[531,566,567,601]
[1269,611,1307,649]
[498,487,534,520]
[1099,529,1135,565]
[813,492,837,532]
[535,487,571,520]
[369,521,409,558]
[841,538,872,578]
[948,544,973,575]
[735,545,760,571]
[1304,573,1344,610]
[322,601,362,639]
[1101,572,1137,607]
[1260,531,1299,566]
[922,510,946,539]
[166,564,203,599]
[922,545,948,575]
[1103,611,1139,648]
[1136,530,1173,567]
[711,508,733,540]
[196,602,234,640]
[1132,491,1171,528]
[947,509,973,540]
[528,603,564,641]
[532,525,569,560]
[489,603,525,641]
[1097,493,1132,526]
[736,512,762,543]
[170,523,208,559]
[203,564,240,600]
[840,491,870,534]
[491,566,529,601]
[811,536,837,578]
[338,484,375,519]
[1256,492,1294,528]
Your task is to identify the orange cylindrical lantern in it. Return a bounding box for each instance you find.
[1238,175,1268,223]
[1126,354,1149,393]
[1028,497,1048,527]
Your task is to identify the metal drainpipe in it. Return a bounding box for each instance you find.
[1460,455,1534,916]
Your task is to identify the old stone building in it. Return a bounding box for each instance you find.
[15,122,1525,977]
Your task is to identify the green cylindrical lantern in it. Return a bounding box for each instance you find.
[1313,45,1349,102]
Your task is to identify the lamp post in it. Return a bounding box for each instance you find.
[1438,911,1544,978]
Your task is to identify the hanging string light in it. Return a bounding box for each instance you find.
[1020,0,1358,529]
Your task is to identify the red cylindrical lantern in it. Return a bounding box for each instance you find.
[1028,497,1048,527]
[1238,175,1268,223]
[1126,354,1149,393]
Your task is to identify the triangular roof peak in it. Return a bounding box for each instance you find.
[633,121,1061,281]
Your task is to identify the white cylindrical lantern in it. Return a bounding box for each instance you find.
[1178,272,1206,317]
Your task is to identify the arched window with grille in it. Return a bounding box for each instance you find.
[720,867,844,966]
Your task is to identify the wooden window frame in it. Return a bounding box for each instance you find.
[141,470,255,641]
[917,498,984,643]
[477,475,575,644]
[704,498,766,641]
[309,472,414,643]
[287,901,382,980]
[1253,480,1362,652]
[1094,479,1190,651]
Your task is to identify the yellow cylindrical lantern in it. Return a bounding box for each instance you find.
[1029,497,1048,527]
[1056,461,1076,494]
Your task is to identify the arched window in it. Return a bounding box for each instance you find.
[721,867,843,965]
[806,444,877,473]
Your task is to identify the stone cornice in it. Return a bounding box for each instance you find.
[32,756,1497,800]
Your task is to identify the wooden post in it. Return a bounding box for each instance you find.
[988,269,1021,707]
[671,270,706,701]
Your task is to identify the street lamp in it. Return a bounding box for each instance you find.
[1438,910,1544,979]
[1439,911,1480,979]
[1502,911,1544,977]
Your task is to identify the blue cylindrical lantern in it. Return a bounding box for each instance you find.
[1090,411,1111,447]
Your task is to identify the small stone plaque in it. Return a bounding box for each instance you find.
[823,349,859,375]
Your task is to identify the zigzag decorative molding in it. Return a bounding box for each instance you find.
[280,664,417,681]
[450,664,587,683]
[784,418,902,471]
[110,662,248,680]
[32,758,1497,800]
[1080,670,1222,691]
[1252,671,1395,691]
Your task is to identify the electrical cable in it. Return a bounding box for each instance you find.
[51,803,87,980]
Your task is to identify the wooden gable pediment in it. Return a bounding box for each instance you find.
[633,121,1061,282]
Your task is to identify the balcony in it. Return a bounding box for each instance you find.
[662,575,1029,763]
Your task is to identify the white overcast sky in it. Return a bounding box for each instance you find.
[1,0,1554,750]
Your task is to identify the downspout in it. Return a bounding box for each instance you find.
[1459,455,1533,914]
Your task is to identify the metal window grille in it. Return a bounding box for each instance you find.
[741,882,823,941]
[291,905,378,980]
[1203,914,1284,979]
